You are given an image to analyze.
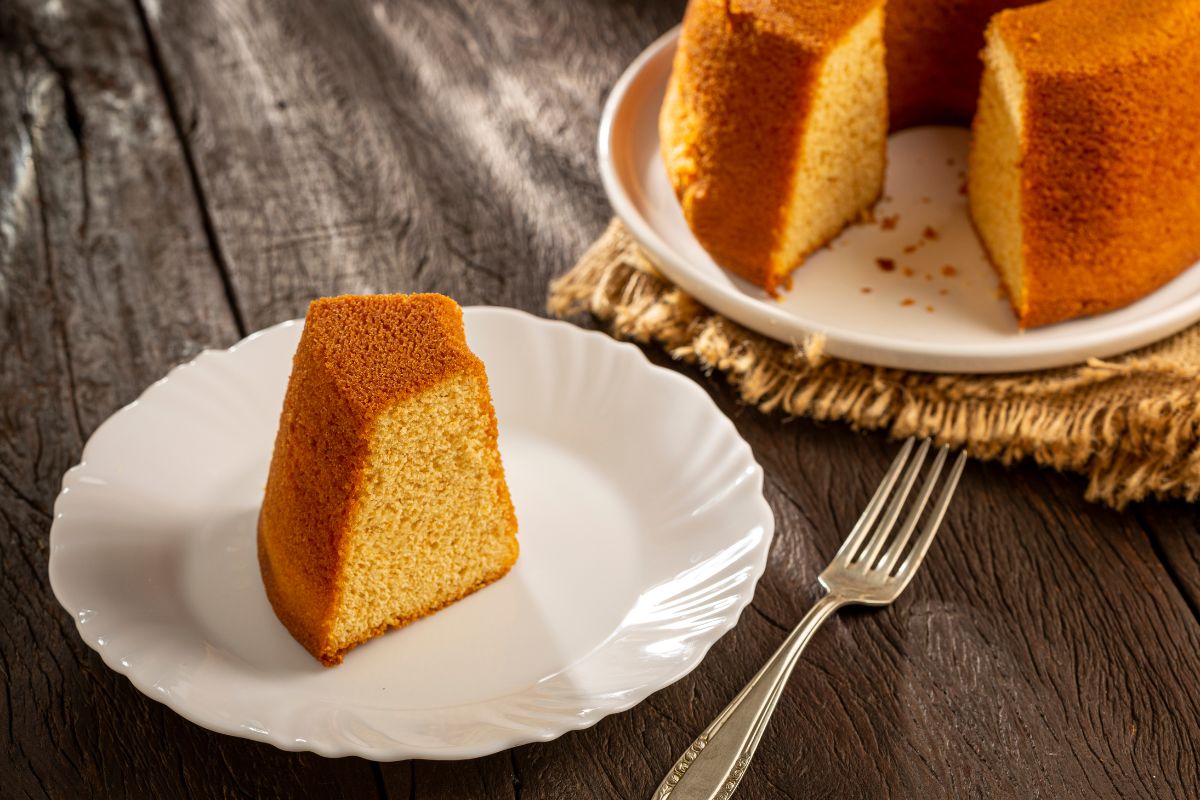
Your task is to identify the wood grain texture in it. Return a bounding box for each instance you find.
[139,0,685,328]
[1138,503,1200,624]
[735,423,1200,799]
[4,0,1200,797]
[0,1,376,797]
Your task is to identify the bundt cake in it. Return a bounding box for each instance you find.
[258,293,519,666]
[660,0,1200,327]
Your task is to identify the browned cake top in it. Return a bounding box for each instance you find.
[303,293,483,414]
[997,0,1200,73]
[725,0,877,44]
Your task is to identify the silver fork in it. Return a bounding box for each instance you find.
[653,438,967,800]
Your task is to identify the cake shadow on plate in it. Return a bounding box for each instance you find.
[181,506,326,675]
[180,504,577,696]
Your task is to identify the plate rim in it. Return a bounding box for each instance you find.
[598,26,1200,374]
[48,305,775,760]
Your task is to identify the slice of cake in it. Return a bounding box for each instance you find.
[258,293,519,666]
[659,0,888,294]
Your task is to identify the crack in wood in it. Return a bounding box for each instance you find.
[509,750,523,800]
[25,31,90,241]
[22,92,87,445]
[127,0,248,337]
[371,762,390,800]
[1138,507,1200,626]
[750,603,791,636]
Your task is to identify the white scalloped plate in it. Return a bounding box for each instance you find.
[601,28,1200,373]
[49,307,773,760]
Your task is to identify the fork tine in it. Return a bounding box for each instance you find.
[835,438,916,561]
[894,450,967,581]
[856,438,931,567]
[875,445,948,573]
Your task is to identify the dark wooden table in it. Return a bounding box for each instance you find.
[5,1,1200,797]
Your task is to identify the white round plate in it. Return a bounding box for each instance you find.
[600,28,1200,373]
[49,307,773,760]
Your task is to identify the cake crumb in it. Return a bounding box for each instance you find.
[919,196,931,204]
[938,288,949,296]
[861,287,873,294]
[941,264,958,277]
[901,298,915,307]
[902,266,915,277]
[958,182,968,196]
[903,244,918,254]
[924,273,933,282]
[923,226,939,240]
[876,257,896,272]
[880,214,899,230]
[925,305,935,313]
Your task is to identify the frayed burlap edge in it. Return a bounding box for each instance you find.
[549,220,1200,508]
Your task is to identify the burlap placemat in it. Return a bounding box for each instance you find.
[548,220,1200,508]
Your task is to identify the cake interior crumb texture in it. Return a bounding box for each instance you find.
[327,373,518,657]
[777,4,887,287]
[968,26,1026,318]
[258,293,519,666]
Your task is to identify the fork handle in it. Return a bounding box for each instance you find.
[652,593,845,800]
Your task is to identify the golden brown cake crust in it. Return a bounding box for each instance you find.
[258,293,512,665]
[996,0,1200,326]
[259,524,516,666]
[300,293,482,414]
[317,557,516,667]
[660,0,880,293]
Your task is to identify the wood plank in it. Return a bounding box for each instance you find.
[137,0,685,328]
[0,2,377,796]
[379,756,518,800]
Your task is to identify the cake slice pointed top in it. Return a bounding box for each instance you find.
[258,293,519,666]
